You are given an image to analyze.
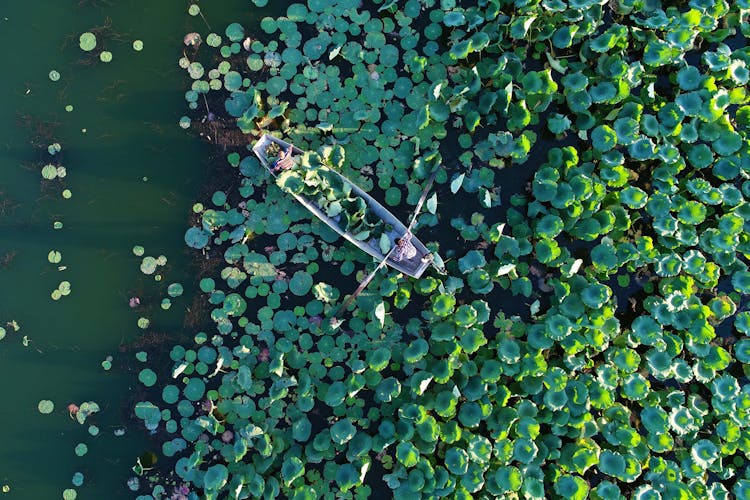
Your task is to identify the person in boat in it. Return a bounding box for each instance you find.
[393,232,418,261]
[272,146,295,172]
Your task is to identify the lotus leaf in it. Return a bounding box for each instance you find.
[204,464,228,491]
[279,456,305,487]
[139,368,157,387]
[74,443,87,457]
[432,294,455,317]
[591,125,617,151]
[79,32,96,51]
[38,400,54,414]
[185,227,211,249]
[581,283,611,309]
[403,338,429,363]
[183,378,205,401]
[445,447,468,475]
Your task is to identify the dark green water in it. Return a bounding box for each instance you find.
[0,1,252,497]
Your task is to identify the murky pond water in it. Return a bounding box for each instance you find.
[0,2,256,497]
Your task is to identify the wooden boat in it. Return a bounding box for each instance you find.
[252,134,433,278]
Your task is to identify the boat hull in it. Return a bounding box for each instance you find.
[252,134,432,278]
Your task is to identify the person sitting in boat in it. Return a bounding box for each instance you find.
[272,146,295,172]
[393,232,418,261]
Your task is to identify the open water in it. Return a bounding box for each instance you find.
[0,1,251,498]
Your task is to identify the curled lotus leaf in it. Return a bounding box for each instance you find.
[281,456,304,486]
[138,368,157,387]
[225,23,245,42]
[324,381,346,407]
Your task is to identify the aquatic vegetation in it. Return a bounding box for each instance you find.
[78,32,96,52]
[51,281,71,301]
[37,400,54,414]
[130,0,750,498]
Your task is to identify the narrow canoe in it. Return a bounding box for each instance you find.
[252,134,433,278]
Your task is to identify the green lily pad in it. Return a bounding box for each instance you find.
[79,32,96,51]
[38,400,54,414]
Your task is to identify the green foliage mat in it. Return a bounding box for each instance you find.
[135,0,750,498]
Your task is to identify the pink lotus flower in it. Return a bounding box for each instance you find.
[258,348,270,363]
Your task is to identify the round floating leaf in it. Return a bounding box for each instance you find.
[41,164,58,179]
[677,66,702,90]
[691,439,718,469]
[622,373,649,400]
[79,32,96,51]
[396,441,419,468]
[100,51,112,63]
[204,464,228,491]
[225,23,245,42]
[331,418,356,445]
[734,339,750,363]
[71,472,84,487]
[167,283,184,297]
[687,144,713,169]
[140,256,157,274]
[554,474,588,500]
[591,125,617,151]
[445,447,468,475]
[139,368,157,387]
[432,294,455,317]
[132,40,143,51]
[48,250,62,263]
[63,489,77,500]
[325,381,346,407]
[49,70,60,82]
[74,443,88,457]
[38,400,54,414]
[162,385,179,404]
[185,227,211,249]
[289,271,313,296]
[581,283,611,309]
[184,378,205,401]
[620,186,648,208]
[735,312,750,335]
